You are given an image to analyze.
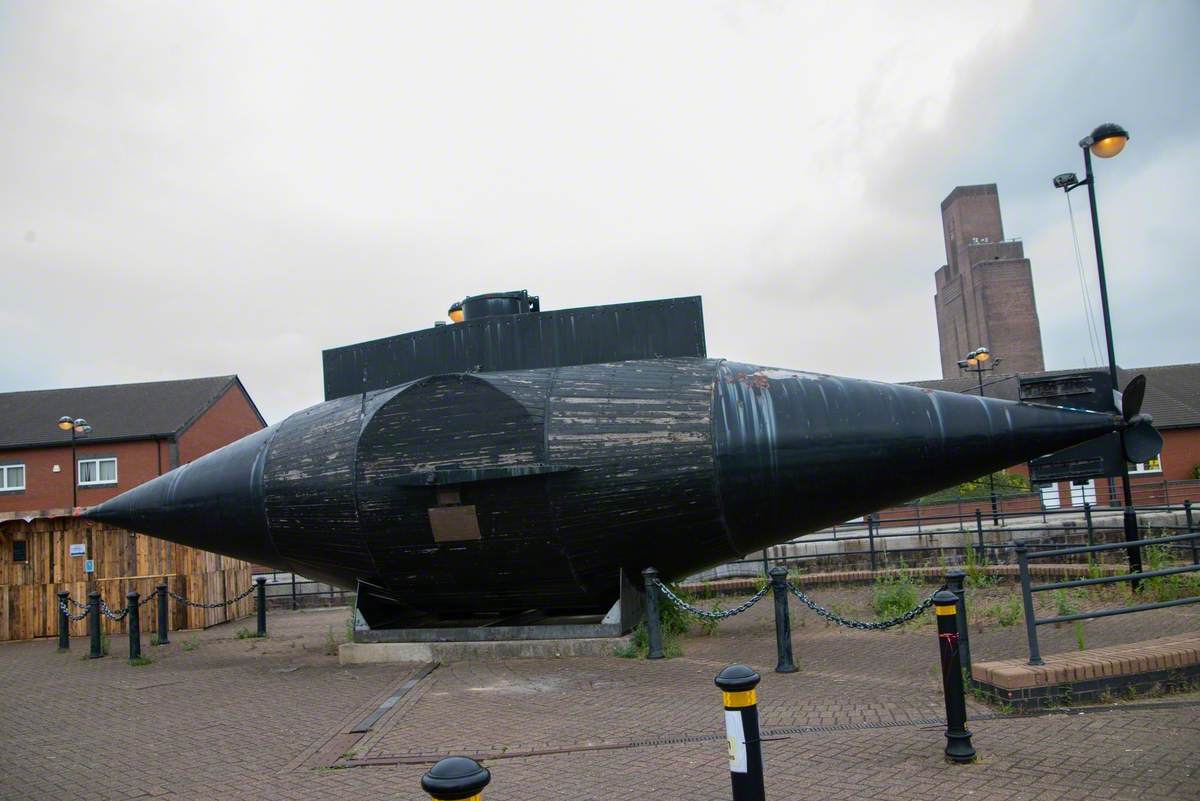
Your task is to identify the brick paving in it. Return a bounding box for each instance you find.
[0,582,1197,800]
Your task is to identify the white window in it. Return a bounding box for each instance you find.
[78,457,118,486]
[0,464,25,490]
[1130,454,1163,474]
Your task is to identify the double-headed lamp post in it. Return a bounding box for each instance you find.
[958,348,1002,525]
[56,416,92,508]
[1053,122,1143,578]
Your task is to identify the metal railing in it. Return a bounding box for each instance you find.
[254,572,354,610]
[827,478,1200,535]
[693,499,1198,580]
[1015,530,1200,665]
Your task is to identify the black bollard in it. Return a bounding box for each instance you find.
[933,590,975,764]
[88,591,103,659]
[156,583,169,645]
[421,755,491,800]
[716,664,765,801]
[769,567,797,673]
[642,567,664,659]
[127,592,141,661]
[944,569,971,677]
[57,590,70,651]
[255,576,267,637]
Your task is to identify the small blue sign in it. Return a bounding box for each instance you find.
[84,559,95,574]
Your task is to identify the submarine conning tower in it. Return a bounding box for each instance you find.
[87,293,1138,624]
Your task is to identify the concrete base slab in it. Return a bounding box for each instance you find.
[339,635,632,664]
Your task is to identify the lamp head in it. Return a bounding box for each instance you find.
[1083,123,1129,159]
[975,349,991,362]
[57,416,73,431]
[447,301,464,323]
[1053,172,1079,190]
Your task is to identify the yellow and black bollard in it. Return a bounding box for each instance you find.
[933,589,976,764]
[715,664,765,801]
[420,756,491,800]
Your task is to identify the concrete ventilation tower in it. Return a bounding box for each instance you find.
[934,184,1046,378]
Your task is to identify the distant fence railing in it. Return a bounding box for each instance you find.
[253,572,354,610]
[695,500,1198,579]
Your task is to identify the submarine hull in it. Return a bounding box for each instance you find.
[88,358,1124,621]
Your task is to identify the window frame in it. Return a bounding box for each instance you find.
[0,463,25,491]
[77,457,118,487]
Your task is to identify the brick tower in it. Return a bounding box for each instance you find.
[934,184,1045,378]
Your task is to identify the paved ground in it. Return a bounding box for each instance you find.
[1,581,1196,800]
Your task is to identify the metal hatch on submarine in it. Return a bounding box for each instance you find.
[86,292,1160,629]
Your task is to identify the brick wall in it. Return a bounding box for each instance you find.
[178,383,265,464]
[0,439,163,514]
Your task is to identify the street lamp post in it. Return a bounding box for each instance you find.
[56,416,92,509]
[958,348,1002,525]
[1053,122,1142,579]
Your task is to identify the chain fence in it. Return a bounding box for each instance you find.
[653,576,941,631]
[653,579,770,619]
[58,583,258,619]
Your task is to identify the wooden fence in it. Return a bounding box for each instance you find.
[0,515,252,641]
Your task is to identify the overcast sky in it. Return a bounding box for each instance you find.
[3,1,1197,423]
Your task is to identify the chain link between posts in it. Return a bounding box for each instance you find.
[58,599,93,621]
[652,579,770,619]
[98,599,129,621]
[787,583,942,630]
[166,583,257,610]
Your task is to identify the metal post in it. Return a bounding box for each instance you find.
[290,572,297,610]
[1015,542,1043,666]
[126,592,141,661]
[56,587,69,652]
[421,756,491,800]
[867,513,877,571]
[769,566,797,673]
[1080,144,1142,578]
[255,576,267,637]
[156,583,169,645]
[1124,506,1142,591]
[933,590,976,764]
[715,664,765,801]
[945,569,971,677]
[1084,502,1095,554]
[641,567,664,659]
[1185,500,1198,566]
[974,508,984,562]
[916,501,922,533]
[88,591,102,659]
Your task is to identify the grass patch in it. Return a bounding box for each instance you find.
[324,625,338,656]
[992,596,1023,627]
[1141,545,1200,603]
[235,626,263,640]
[129,655,155,667]
[872,568,918,620]
[181,635,200,652]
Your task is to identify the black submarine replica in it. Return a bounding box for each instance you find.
[87,292,1160,629]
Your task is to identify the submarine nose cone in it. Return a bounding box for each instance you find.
[84,425,283,568]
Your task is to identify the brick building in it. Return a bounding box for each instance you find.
[934,184,1046,378]
[0,376,265,515]
[911,363,1200,508]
